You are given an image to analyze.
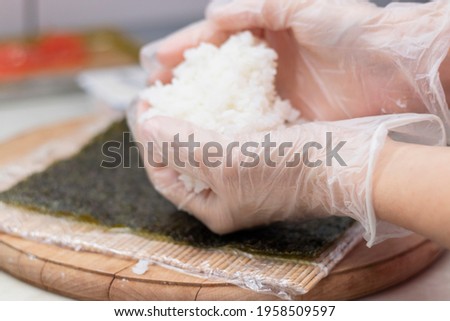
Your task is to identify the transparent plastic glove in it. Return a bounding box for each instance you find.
[128,102,446,246]
[142,0,450,141]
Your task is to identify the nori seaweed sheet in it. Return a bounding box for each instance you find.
[0,120,355,260]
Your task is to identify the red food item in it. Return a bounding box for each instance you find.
[0,44,30,77]
[35,34,87,68]
[0,33,87,81]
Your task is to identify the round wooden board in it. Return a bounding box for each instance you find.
[0,115,444,300]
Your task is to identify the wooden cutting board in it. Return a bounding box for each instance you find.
[0,115,443,300]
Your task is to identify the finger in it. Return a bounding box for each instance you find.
[207,0,268,30]
[145,154,226,233]
[141,13,267,83]
[135,100,151,123]
[140,116,226,183]
[149,164,230,234]
[147,68,173,85]
[146,165,212,212]
[140,39,163,76]
[151,168,229,234]
[208,0,378,34]
[155,20,231,70]
[208,0,306,32]
[127,100,150,141]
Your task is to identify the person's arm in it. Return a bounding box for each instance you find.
[374,140,450,247]
[439,50,450,107]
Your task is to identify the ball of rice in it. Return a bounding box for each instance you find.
[139,31,301,192]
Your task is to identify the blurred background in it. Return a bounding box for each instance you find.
[0,0,209,42]
[0,0,429,41]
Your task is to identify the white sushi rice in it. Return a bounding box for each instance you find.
[132,259,150,275]
[139,31,301,193]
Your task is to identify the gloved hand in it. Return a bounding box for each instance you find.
[128,101,446,246]
[142,0,450,140]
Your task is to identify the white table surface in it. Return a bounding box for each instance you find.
[0,91,449,301]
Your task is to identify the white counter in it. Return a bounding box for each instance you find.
[0,91,449,300]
